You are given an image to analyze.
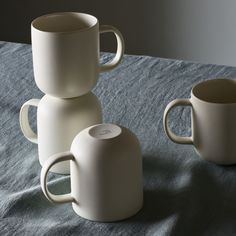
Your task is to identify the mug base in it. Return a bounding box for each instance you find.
[72,202,143,222]
[194,147,236,165]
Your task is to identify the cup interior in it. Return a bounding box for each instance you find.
[192,79,236,104]
[32,12,97,33]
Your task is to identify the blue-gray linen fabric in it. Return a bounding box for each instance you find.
[1,41,236,236]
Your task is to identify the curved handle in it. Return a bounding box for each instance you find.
[19,99,40,144]
[40,151,75,204]
[99,25,125,72]
[163,98,193,144]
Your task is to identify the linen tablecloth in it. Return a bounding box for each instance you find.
[1,41,236,235]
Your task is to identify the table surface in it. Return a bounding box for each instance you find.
[1,41,236,236]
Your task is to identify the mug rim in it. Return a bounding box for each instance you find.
[191,78,236,105]
[31,12,98,34]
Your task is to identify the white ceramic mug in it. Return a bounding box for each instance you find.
[41,124,143,222]
[19,92,102,174]
[164,78,236,165]
[31,12,125,98]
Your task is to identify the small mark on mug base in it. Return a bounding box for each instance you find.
[88,124,122,139]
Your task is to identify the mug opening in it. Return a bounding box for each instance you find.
[32,12,97,33]
[192,79,236,104]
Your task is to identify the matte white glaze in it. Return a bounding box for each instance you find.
[164,79,236,164]
[31,12,125,98]
[19,92,102,174]
[41,124,143,222]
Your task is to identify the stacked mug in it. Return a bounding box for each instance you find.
[20,12,125,174]
[19,12,143,222]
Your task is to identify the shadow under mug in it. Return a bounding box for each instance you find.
[31,12,125,98]
[164,78,236,165]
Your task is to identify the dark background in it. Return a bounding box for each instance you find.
[1,1,236,66]
[0,0,162,56]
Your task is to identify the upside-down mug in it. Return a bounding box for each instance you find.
[19,92,102,174]
[164,78,236,165]
[31,12,125,98]
[41,124,143,222]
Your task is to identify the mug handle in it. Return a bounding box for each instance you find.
[99,25,125,72]
[163,98,193,144]
[19,99,40,144]
[40,151,75,204]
